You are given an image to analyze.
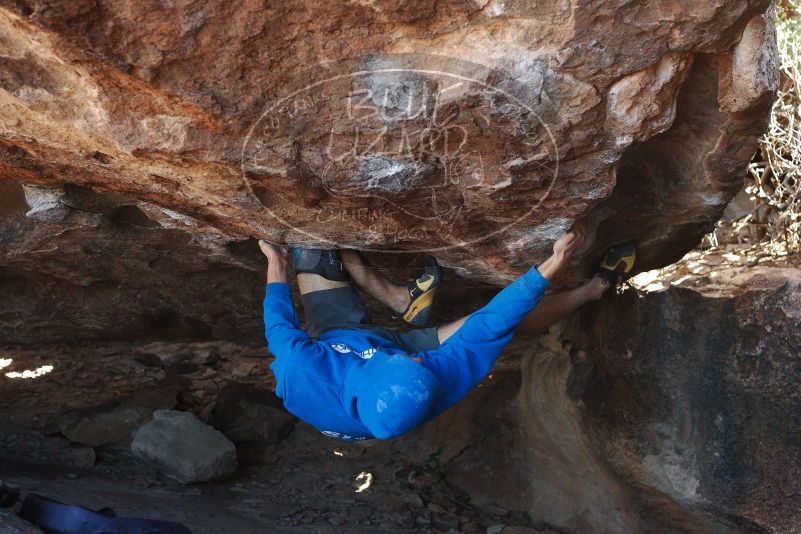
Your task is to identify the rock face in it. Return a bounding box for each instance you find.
[0,0,780,342]
[577,266,801,532]
[398,265,801,533]
[131,409,238,483]
[0,0,777,281]
[0,1,789,531]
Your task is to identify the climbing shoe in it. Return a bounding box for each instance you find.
[394,256,443,327]
[292,248,351,282]
[596,242,636,285]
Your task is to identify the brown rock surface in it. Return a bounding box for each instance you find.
[0,0,778,284]
[577,265,801,532]
[402,264,801,533]
[0,2,793,533]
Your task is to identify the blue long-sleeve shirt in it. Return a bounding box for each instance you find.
[265,266,550,440]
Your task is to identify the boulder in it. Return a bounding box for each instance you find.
[131,410,238,484]
[134,342,222,375]
[0,0,781,343]
[577,266,801,532]
[212,383,296,444]
[0,1,778,332]
[69,446,96,469]
[0,1,791,530]
[24,436,97,469]
[403,265,801,532]
[62,383,181,447]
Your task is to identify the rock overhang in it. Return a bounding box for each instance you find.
[0,0,780,312]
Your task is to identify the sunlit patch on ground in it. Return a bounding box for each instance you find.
[5,364,54,379]
[0,359,12,370]
[630,270,667,293]
[630,243,801,295]
[354,471,373,493]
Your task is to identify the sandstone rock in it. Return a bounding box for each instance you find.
[0,0,777,290]
[0,0,781,346]
[29,436,95,469]
[69,446,96,469]
[64,408,152,448]
[211,383,296,444]
[0,1,790,530]
[21,184,70,223]
[404,265,801,533]
[135,342,221,375]
[577,266,801,533]
[131,410,238,483]
[136,342,220,368]
[62,382,180,447]
[0,179,266,345]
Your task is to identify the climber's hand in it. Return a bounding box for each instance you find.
[553,224,584,258]
[259,240,287,260]
[538,227,583,281]
[259,240,289,283]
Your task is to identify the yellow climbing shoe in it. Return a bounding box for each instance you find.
[395,257,443,327]
[596,242,637,285]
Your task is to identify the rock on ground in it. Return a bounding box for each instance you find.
[62,382,180,447]
[131,410,238,484]
[0,510,42,534]
[211,382,296,444]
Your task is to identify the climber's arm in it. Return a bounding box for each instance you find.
[261,240,289,285]
[263,283,312,354]
[416,266,550,416]
[259,240,320,361]
[416,229,581,416]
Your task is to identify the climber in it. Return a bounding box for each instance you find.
[259,232,635,441]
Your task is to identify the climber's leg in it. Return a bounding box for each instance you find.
[434,278,608,342]
[293,248,373,337]
[338,249,410,314]
[293,248,352,295]
[339,250,443,326]
[297,272,350,295]
[516,277,609,336]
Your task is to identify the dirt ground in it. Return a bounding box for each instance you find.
[0,341,546,534]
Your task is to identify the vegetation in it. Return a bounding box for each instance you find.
[710,1,801,254]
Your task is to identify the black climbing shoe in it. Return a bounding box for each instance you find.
[394,257,443,327]
[596,242,636,285]
[292,248,351,282]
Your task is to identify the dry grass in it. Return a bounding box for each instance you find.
[632,5,801,290]
[706,3,801,258]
